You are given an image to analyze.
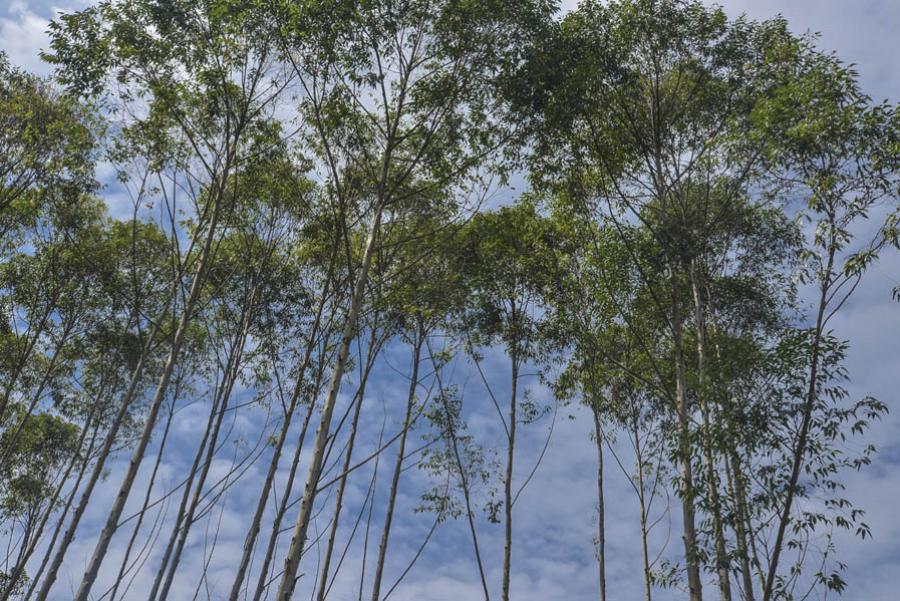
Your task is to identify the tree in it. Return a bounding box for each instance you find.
[270,1,554,598]
[37,1,289,597]
[746,38,898,600]
[528,2,799,597]
[525,2,895,599]
[455,200,556,601]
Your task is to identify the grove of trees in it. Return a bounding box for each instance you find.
[0,0,897,600]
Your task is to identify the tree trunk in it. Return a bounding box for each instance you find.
[724,448,756,601]
[691,265,732,601]
[592,405,607,601]
[428,343,491,601]
[632,412,653,601]
[316,330,380,601]
[502,335,518,601]
[370,323,424,601]
[672,288,703,601]
[70,182,225,601]
[108,396,177,601]
[762,240,834,601]
[229,247,337,601]
[274,203,384,601]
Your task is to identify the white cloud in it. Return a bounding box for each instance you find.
[0,2,54,74]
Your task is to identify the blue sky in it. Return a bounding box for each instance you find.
[2,1,899,599]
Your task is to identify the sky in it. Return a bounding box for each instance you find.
[2,1,899,600]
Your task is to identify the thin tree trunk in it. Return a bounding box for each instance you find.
[370,322,424,601]
[582,349,607,601]
[274,203,384,601]
[71,179,225,601]
[358,426,384,601]
[108,395,178,601]
[146,371,227,601]
[502,311,518,601]
[632,411,653,601]
[672,287,703,601]
[316,329,381,601]
[229,246,338,601]
[592,405,607,601]
[762,241,833,601]
[314,397,363,601]
[701,395,732,601]
[708,291,755,601]
[650,67,702,594]
[724,448,755,601]
[691,265,732,601]
[428,342,491,601]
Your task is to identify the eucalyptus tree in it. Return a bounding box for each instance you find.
[148,141,312,601]
[608,357,671,601]
[302,177,423,601]
[523,2,813,598]
[678,187,801,601]
[524,4,897,600]
[366,210,466,601]
[25,211,186,601]
[453,200,556,601]
[103,365,187,601]
[0,59,100,428]
[37,0,291,597]
[270,1,556,597]
[741,41,898,601]
[231,206,349,601]
[1,0,894,598]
